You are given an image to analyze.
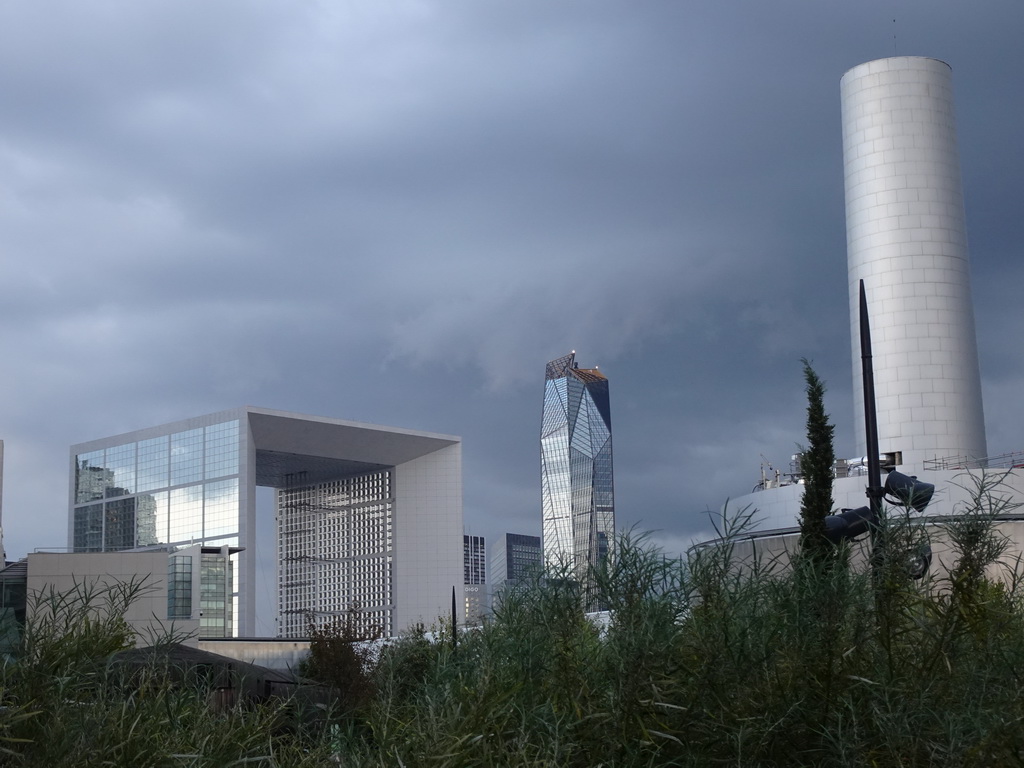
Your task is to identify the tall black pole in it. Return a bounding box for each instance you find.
[859,280,883,513]
[451,586,458,655]
[860,281,886,580]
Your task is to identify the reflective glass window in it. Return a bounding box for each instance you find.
[152,490,170,545]
[135,492,166,547]
[137,436,169,492]
[202,535,238,548]
[199,553,229,638]
[169,485,203,543]
[167,555,193,619]
[171,429,203,486]
[104,443,136,497]
[204,421,239,479]
[104,498,136,551]
[75,450,109,503]
[204,478,239,538]
[73,504,104,552]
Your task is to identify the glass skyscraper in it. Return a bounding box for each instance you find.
[540,352,614,582]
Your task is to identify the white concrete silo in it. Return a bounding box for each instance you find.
[841,57,986,471]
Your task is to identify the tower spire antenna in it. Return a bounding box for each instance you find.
[892,18,897,57]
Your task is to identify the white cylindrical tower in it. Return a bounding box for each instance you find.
[841,57,986,471]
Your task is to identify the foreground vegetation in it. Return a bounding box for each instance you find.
[352,505,1024,764]
[0,578,338,766]
[3,477,1024,765]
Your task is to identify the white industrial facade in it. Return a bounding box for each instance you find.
[69,407,463,638]
[842,57,987,470]
[722,56,1023,544]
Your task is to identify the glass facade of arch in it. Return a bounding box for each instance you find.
[540,353,614,582]
[72,420,240,553]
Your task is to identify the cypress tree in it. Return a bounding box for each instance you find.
[799,359,835,559]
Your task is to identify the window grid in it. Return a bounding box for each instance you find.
[167,555,193,619]
[277,470,394,639]
[71,421,241,554]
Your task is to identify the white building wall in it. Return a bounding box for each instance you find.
[0,439,5,563]
[25,551,200,644]
[841,57,986,471]
[392,443,463,633]
[729,470,1024,535]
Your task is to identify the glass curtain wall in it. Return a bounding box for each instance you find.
[73,420,241,553]
[540,353,615,589]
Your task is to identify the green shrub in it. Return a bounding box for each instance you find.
[0,579,334,766]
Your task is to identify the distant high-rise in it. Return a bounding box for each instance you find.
[463,534,486,585]
[463,534,486,624]
[489,532,542,607]
[540,352,614,578]
[841,57,987,469]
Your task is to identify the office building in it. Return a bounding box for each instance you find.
[69,407,463,638]
[541,352,614,578]
[489,532,542,605]
[463,534,486,624]
[464,534,485,585]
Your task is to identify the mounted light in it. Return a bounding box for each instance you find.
[823,506,876,544]
[907,542,932,580]
[884,470,935,513]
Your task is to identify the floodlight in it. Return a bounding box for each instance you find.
[823,506,876,544]
[884,470,935,513]
[907,542,932,581]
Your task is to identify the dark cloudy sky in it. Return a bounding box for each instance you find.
[2,1,1023,564]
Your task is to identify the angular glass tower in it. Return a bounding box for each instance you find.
[541,352,614,580]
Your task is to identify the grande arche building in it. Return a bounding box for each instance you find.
[69,407,463,638]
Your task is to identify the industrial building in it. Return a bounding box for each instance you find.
[720,57,1024,559]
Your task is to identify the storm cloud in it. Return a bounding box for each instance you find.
[2,1,1022,571]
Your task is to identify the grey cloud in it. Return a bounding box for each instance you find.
[1,0,1022,567]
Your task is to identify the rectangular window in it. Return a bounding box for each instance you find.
[104,443,136,497]
[72,504,104,552]
[171,429,204,486]
[204,421,239,479]
[167,555,193,619]
[169,485,203,544]
[75,450,109,503]
[203,478,239,539]
[103,498,136,551]
[137,436,169,492]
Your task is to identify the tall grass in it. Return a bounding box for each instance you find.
[0,578,335,766]
[341,477,1024,766]
[6,475,1024,765]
